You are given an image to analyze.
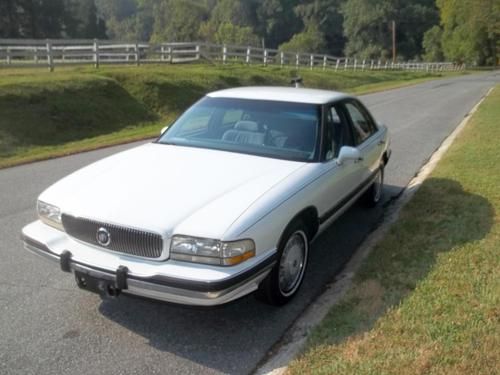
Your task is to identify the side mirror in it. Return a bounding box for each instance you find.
[336,146,362,165]
[160,126,168,136]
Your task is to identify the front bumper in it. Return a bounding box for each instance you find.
[22,222,276,306]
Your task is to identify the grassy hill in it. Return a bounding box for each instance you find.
[0,64,456,168]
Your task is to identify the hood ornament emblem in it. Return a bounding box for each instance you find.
[96,227,111,247]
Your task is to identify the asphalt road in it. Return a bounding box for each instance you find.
[1,72,498,375]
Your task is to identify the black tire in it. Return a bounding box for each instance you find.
[256,220,309,306]
[362,166,384,207]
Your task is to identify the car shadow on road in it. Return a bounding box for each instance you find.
[97,178,493,374]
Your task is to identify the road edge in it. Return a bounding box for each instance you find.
[254,86,494,375]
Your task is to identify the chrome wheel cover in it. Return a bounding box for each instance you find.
[278,230,308,296]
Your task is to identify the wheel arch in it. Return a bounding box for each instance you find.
[277,206,319,248]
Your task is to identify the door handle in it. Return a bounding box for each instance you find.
[378,140,386,146]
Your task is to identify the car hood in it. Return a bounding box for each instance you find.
[40,143,305,239]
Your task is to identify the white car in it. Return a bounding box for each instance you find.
[22,86,391,306]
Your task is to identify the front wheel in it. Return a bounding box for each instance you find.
[257,221,309,306]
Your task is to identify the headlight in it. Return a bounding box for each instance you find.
[37,200,63,231]
[170,236,255,266]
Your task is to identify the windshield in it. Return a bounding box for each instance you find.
[158,97,321,162]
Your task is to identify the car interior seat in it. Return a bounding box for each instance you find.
[222,121,265,146]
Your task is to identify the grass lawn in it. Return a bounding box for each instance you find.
[0,63,463,168]
[288,86,500,374]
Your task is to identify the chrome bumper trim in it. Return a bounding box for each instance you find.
[22,235,276,306]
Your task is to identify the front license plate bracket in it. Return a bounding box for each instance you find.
[74,265,128,298]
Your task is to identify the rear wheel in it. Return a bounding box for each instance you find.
[363,166,384,207]
[257,220,309,306]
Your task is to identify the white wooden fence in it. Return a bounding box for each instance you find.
[0,39,464,72]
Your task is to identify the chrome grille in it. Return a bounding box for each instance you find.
[62,214,163,259]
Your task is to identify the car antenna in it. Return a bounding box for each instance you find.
[291,77,304,88]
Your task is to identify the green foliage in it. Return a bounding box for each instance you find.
[7,0,493,64]
[198,0,260,45]
[0,0,67,38]
[423,25,444,62]
[342,0,438,60]
[437,0,499,65]
[94,0,151,41]
[255,0,302,48]
[0,0,107,39]
[295,0,345,56]
[209,0,256,27]
[213,23,260,46]
[150,0,209,42]
[279,25,327,53]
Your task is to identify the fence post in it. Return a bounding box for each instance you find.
[160,45,165,61]
[353,58,357,71]
[34,47,39,64]
[280,51,284,67]
[222,45,227,64]
[335,58,340,71]
[263,49,268,66]
[362,59,366,71]
[93,39,100,69]
[46,39,54,72]
[6,47,11,65]
[296,53,300,69]
[344,58,348,71]
[168,46,173,63]
[370,60,374,70]
[310,54,314,70]
[246,47,251,64]
[195,44,200,60]
[135,42,140,65]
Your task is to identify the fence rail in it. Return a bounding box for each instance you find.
[0,39,464,72]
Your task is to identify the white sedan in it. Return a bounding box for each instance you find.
[22,86,391,306]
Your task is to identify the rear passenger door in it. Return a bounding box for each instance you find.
[341,99,381,182]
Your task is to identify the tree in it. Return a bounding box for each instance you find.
[437,0,499,65]
[198,0,260,45]
[422,25,444,62]
[5,0,70,38]
[0,0,21,38]
[150,0,209,42]
[209,0,256,27]
[255,0,302,48]
[212,22,260,46]
[295,0,345,56]
[279,25,327,53]
[95,0,153,41]
[342,0,439,60]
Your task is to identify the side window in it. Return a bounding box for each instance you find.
[324,105,345,161]
[344,101,377,145]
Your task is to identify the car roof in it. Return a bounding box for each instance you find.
[207,86,352,105]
